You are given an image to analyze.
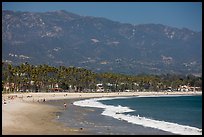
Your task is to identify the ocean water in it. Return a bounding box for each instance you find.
[49,99,175,135]
[73,95,202,135]
[100,95,202,129]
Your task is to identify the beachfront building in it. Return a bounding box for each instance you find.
[47,83,64,92]
[178,85,202,92]
[48,88,64,92]
[96,83,104,92]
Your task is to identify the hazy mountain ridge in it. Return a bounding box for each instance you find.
[2,10,202,75]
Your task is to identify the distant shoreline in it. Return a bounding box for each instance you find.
[2,91,202,135]
[2,91,202,101]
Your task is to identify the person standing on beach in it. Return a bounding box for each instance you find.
[64,102,67,109]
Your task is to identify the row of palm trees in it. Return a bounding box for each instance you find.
[2,62,202,93]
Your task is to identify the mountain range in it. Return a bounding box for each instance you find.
[2,10,202,75]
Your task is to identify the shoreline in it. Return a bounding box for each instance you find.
[47,98,176,135]
[2,91,202,135]
[73,95,202,135]
[2,91,202,103]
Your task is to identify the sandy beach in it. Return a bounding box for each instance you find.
[2,96,85,135]
[2,91,202,135]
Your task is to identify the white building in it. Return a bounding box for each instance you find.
[96,83,104,92]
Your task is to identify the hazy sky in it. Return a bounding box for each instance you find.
[2,2,202,32]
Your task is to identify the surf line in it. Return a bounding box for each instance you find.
[73,97,202,135]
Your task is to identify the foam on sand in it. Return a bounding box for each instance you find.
[73,97,202,135]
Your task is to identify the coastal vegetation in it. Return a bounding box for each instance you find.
[2,62,202,93]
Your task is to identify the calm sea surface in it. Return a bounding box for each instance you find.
[99,95,202,129]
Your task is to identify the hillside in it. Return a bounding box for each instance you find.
[2,10,202,75]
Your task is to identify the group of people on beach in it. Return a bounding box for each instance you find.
[3,99,7,104]
[2,95,17,105]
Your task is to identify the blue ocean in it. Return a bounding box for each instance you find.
[99,95,202,129]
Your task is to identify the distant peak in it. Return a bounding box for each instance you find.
[49,10,67,13]
[46,10,81,18]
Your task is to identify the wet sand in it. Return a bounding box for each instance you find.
[47,99,175,135]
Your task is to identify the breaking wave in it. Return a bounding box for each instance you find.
[73,97,202,135]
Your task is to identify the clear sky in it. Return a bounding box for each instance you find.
[2,2,202,32]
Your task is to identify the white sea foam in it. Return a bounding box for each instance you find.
[73,97,202,135]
